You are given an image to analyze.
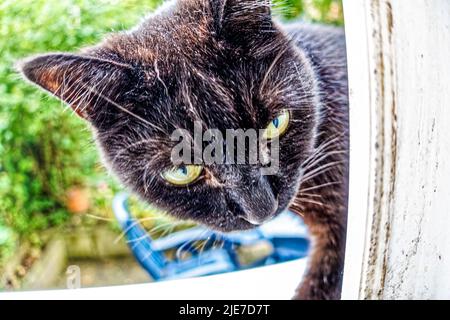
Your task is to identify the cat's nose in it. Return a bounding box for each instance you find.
[229,176,279,225]
[239,197,279,225]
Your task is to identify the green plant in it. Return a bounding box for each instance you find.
[275,0,343,25]
[0,0,163,237]
[0,223,17,265]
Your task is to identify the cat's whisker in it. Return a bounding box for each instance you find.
[160,220,181,238]
[294,198,328,208]
[298,192,323,199]
[142,163,152,195]
[298,181,342,193]
[176,229,210,260]
[210,237,219,251]
[125,234,150,245]
[114,216,175,244]
[123,220,180,246]
[85,86,163,132]
[128,221,183,248]
[197,234,213,257]
[303,149,347,173]
[126,221,186,244]
[301,134,344,168]
[301,145,333,170]
[301,160,345,183]
[288,204,305,217]
[219,239,225,251]
[302,150,347,173]
[85,214,114,222]
[146,220,186,235]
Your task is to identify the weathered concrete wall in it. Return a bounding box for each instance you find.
[1,227,132,290]
[342,0,450,299]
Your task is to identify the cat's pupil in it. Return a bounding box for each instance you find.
[179,166,187,175]
[273,118,280,128]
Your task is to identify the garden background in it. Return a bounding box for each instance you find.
[0,0,343,289]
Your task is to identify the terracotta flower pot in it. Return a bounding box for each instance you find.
[66,187,90,214]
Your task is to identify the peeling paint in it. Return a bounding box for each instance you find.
[343,0,450,300]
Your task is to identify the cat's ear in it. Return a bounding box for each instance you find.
[17,53,132,120]
[210,0,273,37]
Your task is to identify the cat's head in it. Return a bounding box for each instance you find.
[18,0,320,232]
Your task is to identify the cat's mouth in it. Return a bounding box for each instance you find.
[235,202,282,229]
[238,215,265,226]
[238,208,279,226]
[228,210,280,231]
[210,208,281,232]
[228,194,280,228]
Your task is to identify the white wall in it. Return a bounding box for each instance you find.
[342,0,450,299]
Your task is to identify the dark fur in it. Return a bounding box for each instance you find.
[19,0,348,300]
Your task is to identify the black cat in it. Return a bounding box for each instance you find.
[19,0,348,299]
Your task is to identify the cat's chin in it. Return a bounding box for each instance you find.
[217,221,258,233]
[206,212,282,233]
[200,218,256,233]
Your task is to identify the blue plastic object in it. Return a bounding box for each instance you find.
[112,193,309,281]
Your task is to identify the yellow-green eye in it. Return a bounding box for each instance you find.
[161,165,203,186]
[263,110,290,140]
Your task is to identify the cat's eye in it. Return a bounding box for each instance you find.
[263,110,290,140]
[161,165,203,186]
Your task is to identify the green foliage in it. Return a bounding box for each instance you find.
[0,224,17,265]
[274,0,343,25]
[0,0,342,258]
[0,0,162,237]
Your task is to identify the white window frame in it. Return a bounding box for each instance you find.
[342,0,450,299]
